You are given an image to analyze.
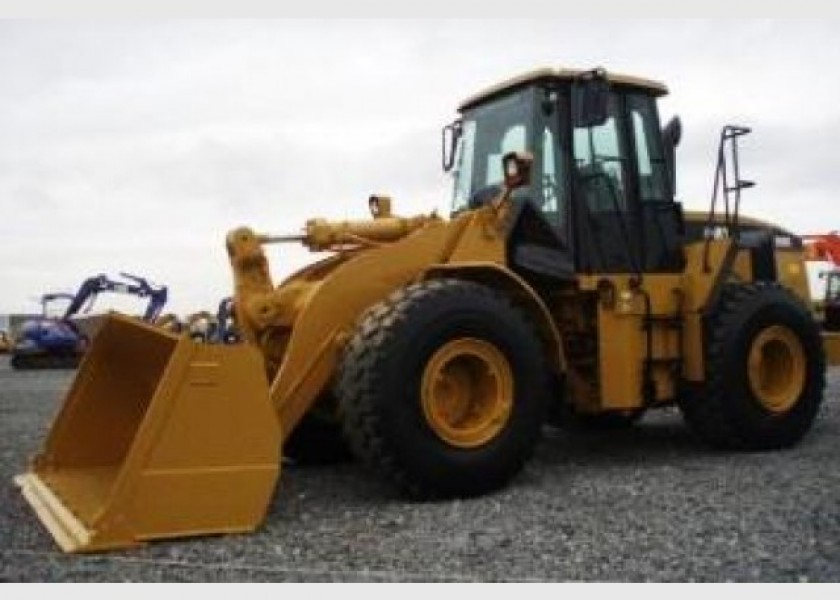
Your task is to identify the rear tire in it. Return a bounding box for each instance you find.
[679,283,825,450]
[337,279,548,499]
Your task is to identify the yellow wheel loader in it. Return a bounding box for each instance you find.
[16,67,839,553]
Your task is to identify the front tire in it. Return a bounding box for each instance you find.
[679,283,825,450]
[336,279,548,499]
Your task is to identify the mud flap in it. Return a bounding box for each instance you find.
[15,313,282,553]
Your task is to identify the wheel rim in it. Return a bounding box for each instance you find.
[421,338,514,448]
[747,325,806,413]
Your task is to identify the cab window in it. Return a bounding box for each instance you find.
[627,93,670,203]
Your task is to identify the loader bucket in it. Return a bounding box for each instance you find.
[15,313,282,553]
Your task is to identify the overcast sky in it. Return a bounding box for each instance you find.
[2,19,839,315]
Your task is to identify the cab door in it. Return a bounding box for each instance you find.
[571,90,641,273]
[626,93,685,272]
[571,88,683,274]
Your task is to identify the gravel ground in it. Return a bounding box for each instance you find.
[1,354,839,582]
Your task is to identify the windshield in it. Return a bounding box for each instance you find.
[451,89,533,213]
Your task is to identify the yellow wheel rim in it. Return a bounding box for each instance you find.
[747,325,806,414]
[421,338,514,448]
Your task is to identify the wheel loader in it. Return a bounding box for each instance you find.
[16,67,840,553]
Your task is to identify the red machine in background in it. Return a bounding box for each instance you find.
[803,233,840,331]
[803,232,840,264]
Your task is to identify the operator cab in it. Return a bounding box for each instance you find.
[443,67,684,278]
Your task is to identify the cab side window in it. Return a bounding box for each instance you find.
[627,93,670,203]
[539,119,564,231]
[573,93,629,212]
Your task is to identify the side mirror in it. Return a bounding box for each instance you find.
[663,116,682,148]
[662,115,682,196]
[368,195,392,219]
[573,68,610,128]
[441,119,462,172]
[502,151,533,190]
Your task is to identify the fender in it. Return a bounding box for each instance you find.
[423,262,567,375]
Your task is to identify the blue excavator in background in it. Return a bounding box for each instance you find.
[10,273,168,370]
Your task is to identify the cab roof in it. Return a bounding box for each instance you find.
[458,67,668,112]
